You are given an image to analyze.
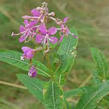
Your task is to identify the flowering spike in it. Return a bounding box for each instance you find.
[11,2,77,77]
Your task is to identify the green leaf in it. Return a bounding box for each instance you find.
[0,50,50,77]
[92,71,102,86]
[63,99,72,109]
[64,87,88,98]
[17,74,45,101]
[56,28,78,85]
[91,48,108,80]
[44,81,64,109]
[76,81,109,109]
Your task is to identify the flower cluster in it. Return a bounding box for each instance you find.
[11,2,76,77]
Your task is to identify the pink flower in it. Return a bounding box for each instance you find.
[59,35,64,42]
[59,17,77,41]
[22,8,41,20]
[60,17,70,35]
[63,17,69,23]
[31,8,41,17]
[28,66,37,77]
[22,46,35,60]
[36,23,58,44]
[22,8,46,23]
[60,25,70,35]
[12,20,37,43]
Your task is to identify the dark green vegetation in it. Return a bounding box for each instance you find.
[0,0,109,109]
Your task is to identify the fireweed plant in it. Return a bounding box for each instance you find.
[1,2,109,109]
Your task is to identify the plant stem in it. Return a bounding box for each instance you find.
[0,80,27,89]
[80,74,92,87]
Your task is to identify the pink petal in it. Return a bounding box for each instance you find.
[22,47,34,59]
[49,37,58,44]
[19,35,27,43]
[32,27,37,31]
[63,17,69,23]
[36,34,44,43]
[29,21,37,28]
[66,27,70,34]
[48,27,57,35]
[24,20,29,25]
[22,46,34,59]
[22,46,31,52]
[31,9,40,16]
[22,16,32,19]
[20,25,25,32]
[61,24,64,29]
[28,66,37,77]
[39,24,47,34]
[26,51,34,59]
[59,35,64,42]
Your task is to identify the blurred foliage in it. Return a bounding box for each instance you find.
[0,0,109,108]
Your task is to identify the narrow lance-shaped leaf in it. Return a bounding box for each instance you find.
[17,74,45,101]
[0,50,50,77]
[91,48,108,80]
[44,81,64,109]
[76,81,109,109]
[64,86,88,98]
[92,71,102,86]
[56,28,78,85]
[63,98,72,109]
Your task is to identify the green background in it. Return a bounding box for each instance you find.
[0,0,109,108]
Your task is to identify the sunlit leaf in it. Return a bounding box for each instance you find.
[0,50,50,77]
[64,86,88,98]
[91,48,108,80]
[56,28,78,85]
[76,81,109,109]
[44,81,64,109]
[17,74,45,101]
